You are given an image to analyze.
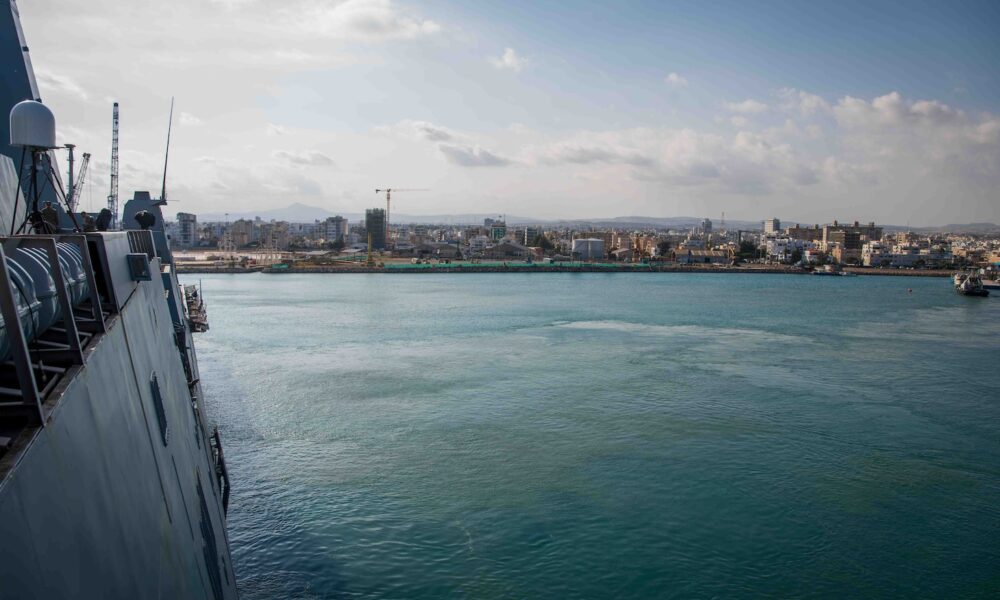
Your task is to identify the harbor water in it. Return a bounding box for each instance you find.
[187,273,1000,598]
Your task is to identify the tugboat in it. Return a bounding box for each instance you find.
[955,272,990,297]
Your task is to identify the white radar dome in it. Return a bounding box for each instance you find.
[9,100,56,149]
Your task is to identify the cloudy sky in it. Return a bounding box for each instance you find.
[21,0,1000,225]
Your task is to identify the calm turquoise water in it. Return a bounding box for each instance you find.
[186,273,1000,599]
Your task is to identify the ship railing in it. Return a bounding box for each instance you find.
[127,229,157,261]
[210,425,231,515]
[0,235,109,430]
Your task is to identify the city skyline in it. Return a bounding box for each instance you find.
[21,0,1000,226]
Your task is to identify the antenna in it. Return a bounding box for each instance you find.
[161,97,174,204]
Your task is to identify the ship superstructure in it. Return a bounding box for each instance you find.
[0,2,237,598]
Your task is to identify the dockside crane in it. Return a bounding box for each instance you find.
[374,188,427,247]
[107,102,119,229]
[67,152,90,212]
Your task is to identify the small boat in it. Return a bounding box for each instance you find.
[813,264,847,276]
[955,272,989,297]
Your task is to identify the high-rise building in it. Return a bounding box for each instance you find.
[822,221,883,248]
[701,218,713,235]
[764,218,781,236]
[229,219,254,247]
[324,216,348,242]
[786,224,823,242]
[365,208,386,249]
[490,221,507,241]
[522,226,541,246]
[176,212,198,247]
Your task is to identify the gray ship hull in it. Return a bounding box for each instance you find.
[0,245,237,599]
[0,1,239,597]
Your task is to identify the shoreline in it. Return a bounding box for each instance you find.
[175,264,954,277]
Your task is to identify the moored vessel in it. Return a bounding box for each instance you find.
[955,272,989,297]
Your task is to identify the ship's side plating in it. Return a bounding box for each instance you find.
[0,220,237,599]
[0,227,239,599]
[0,0,237,596]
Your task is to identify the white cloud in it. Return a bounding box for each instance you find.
[973,119,1000,144]
[821,157,878,185]
[208,0,257,7]
[438,144,510,167]
[834,91,963,128]
[523,127,816,194]
[490,48,526,73]
[35,69,89,101]
[529,140,652,167]
[303,0,442,41]
[380,119,456,141]
[665,72,688,87]
[272,150,335,166]
[266,123,290,136]
[179,112,202,126]
[777,88,830,116]
[725,99,768,114]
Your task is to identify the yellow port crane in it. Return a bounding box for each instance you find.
[374,188,427,247]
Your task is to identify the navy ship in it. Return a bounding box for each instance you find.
[0,2,238,598]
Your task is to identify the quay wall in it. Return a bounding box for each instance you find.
[176,264,953,277]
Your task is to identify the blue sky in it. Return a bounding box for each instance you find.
[20,0,1000,225]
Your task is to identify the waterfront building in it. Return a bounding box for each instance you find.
[822,221,883,245]
[365,208,387,249]
[572,238,605,261]
[176,212,198,248]
[490,221,508,241]
[230,219,255,247]
[522,226,541,246]
[612,231,632,250]
[584,230,614,249]
[765,238,806,262]
[678,237,706,250]
[416,242,462,259]
[862,241,889,266]
[674,249,731,264]
[803,249,825,264]
[482,241,530,259]
[785,224,824,242]
[324,216,348,242]
[287,221,317,240]
[469,235,491,255]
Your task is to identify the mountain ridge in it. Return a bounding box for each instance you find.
[192,203,998,233]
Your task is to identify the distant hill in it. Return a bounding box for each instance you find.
[198,203,340,222]
[194,204,997,233]
[196,205,753,228]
